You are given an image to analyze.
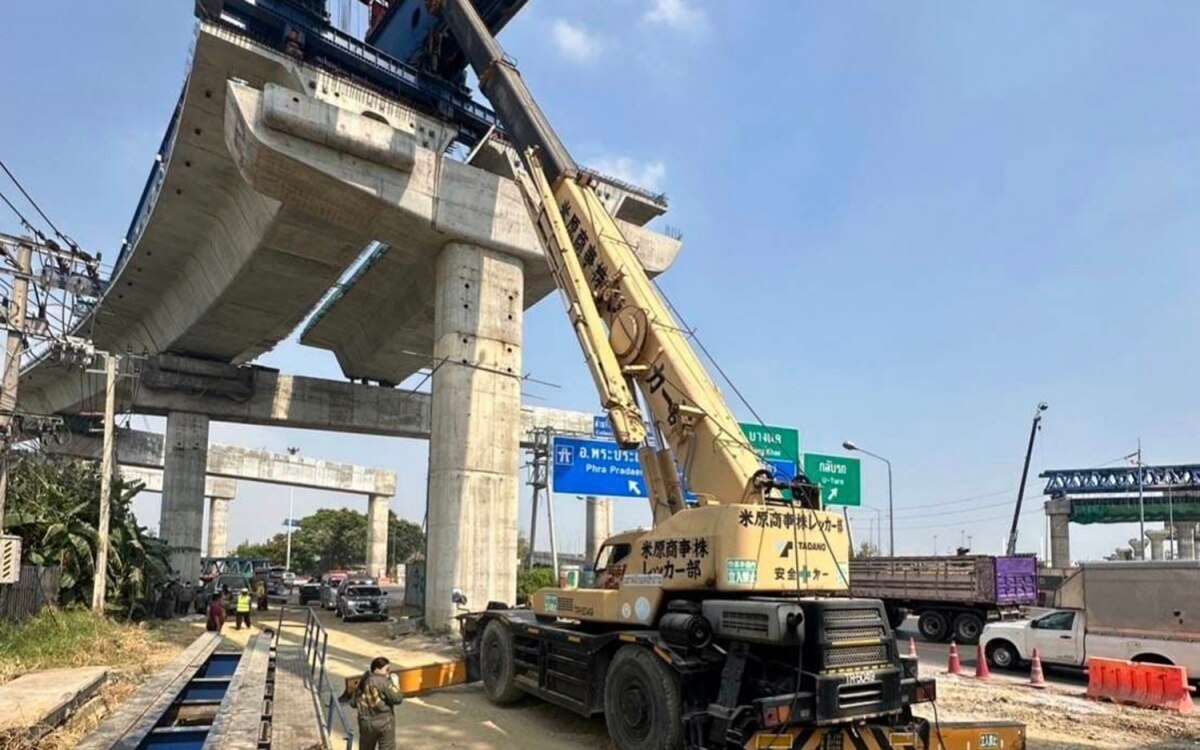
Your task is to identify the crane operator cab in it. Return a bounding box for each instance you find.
[590,531,639,590]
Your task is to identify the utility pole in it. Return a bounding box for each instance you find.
[526,429,551,571]
[92,353,119,612]
[1006,401,1048,556]
[0,240,33,532]
[285,446,299,570]
[1137,439,1145,559]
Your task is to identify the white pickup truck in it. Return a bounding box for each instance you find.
[980,561,1200,678]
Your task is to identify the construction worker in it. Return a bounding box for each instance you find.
[352,656,404,750]
[234,587,252,630]
[255,578,268,611]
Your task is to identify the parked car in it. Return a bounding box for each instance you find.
[336,583,389,622]
[194,574,250,614]
[320,572,351,609]
[335,576,376,600]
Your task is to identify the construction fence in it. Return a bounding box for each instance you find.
[0,565,61,623]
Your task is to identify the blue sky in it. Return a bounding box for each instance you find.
[0,1,1196,562]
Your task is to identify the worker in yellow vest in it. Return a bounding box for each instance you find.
[235,587,252,630]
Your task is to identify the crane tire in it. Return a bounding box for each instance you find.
[604,645,683,750]
[480,620,523,704]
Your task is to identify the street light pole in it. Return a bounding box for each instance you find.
[286,446,299,570]
[843,441,893,556]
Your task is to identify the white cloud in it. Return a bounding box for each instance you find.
[643,0,706,32]
[551,19,602,64]
[588,156,667,192]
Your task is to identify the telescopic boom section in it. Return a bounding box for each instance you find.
[436,0,776,510]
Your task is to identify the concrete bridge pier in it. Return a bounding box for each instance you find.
[161,412,210,583]
[1174,523,1196,560]
[1046,499,1071,568]
[1146,528,1169,560]
[426,242,523,630]
[207,496,233,558]
[366,494,390,579]
[585,497,613,566]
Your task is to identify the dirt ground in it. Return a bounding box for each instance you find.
[2,616,199,750]
[302,606,1200,750]
[17,606,1199,750]
[915,665,1200,749]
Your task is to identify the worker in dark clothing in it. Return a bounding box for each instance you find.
[206,593,228,632]
[161,581,178,620]
[178,582,195,615]
[353,656,404,750]
[234,587,252,630]
[255,578,268,611]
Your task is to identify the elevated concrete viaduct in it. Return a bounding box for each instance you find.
[18,21,679,628]
[50,428,398,580]
[114,467,238,558]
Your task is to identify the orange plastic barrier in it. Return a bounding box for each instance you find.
[1086,657,1194,713]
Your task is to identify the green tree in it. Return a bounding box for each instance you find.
[5,456,171,619]
[853,541,881,559]
[388,513,424,565]
[231,509,427,576]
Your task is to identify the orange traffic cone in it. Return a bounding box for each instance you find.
[946,640,962,675]
[908,637,918,659]
[1028,648,1047,689]
[974,643,991,680]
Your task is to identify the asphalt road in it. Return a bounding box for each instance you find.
[895,616,1088,688]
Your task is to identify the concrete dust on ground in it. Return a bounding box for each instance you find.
[918,666,1200,749]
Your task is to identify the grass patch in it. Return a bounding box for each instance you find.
[0,607,173,684]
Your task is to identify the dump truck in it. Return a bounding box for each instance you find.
[850,554,1039,643]
[981,561,1200,677]
[399,1,1029,747]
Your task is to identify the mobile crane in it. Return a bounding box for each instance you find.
[425,2,1027,747]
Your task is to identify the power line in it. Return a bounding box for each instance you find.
[0,159,75,249]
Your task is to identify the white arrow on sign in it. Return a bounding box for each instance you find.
[628,481,642,495]
[828,487,839,501]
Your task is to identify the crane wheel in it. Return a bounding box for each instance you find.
[604,645,683,750]
[480,620,523,704]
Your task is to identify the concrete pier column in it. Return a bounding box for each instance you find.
[1129,538,1146,559]
[585,497,613,566]
[161,412,210,583]
[1046,500,1071,568]
[1175,523,1196,560]
[1146,529,1169,560]
[366,494,390,580]
[207,497,232,558]
[426,242,524,630]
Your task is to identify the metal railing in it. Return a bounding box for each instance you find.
[277,605,356,750]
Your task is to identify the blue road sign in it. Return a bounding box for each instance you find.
[552,437,797,500]
[552,436,646,498]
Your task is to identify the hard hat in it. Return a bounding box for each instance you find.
[241,587,249,592]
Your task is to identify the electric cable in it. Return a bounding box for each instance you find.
[0,159,77,250]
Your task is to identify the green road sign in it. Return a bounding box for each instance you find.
[739,423,800,463]
[803,453,862,506]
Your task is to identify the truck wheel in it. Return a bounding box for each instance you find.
[886,608,908,630]
[604,645,683,750]
[952,613,984,644]
[480,620,523,704]
[986,640,1019,670]
[917,611,950,642]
